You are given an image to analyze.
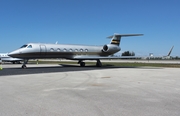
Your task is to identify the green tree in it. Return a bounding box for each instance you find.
[121,51,135,56]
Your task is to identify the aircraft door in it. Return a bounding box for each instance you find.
[40,45,47,57]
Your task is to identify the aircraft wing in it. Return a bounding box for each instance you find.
[73,55,140,60]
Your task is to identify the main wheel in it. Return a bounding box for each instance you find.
[80,62,85,67]
[22,65,27,69]
[96,60,102,67]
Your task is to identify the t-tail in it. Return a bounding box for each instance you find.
[107,34,143,46]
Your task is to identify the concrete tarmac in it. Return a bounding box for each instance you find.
[0,64,180,116]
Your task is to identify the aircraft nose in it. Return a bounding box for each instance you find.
[8,50,20,57]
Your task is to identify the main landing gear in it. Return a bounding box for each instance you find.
[78,60,85,67]
[96,59,102,67]
[78,59,102,67]
[22,59,28,69]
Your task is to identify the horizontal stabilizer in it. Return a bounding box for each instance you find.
[107,34,143,39]
[107,33,143,46]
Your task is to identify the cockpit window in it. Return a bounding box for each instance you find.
[27,45,32,48]
[20,45,28,48]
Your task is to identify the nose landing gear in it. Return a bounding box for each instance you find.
[22,59,28,69]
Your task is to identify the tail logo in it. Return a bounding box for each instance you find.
[111,39,120,45]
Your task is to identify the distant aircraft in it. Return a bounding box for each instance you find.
[0,53,22,64]
[147,46,174,60]
[8,33,143,68]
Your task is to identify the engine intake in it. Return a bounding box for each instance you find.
[103,45,108,52]
[102,44,120,53]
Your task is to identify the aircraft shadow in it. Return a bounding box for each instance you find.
[0,64,161,76]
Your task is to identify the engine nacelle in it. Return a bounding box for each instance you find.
[102,44,120,53]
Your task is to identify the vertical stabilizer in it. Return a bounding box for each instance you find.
[167,46,174,56]
[107,34,143,46]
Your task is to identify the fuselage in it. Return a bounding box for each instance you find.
[8,43,120,60]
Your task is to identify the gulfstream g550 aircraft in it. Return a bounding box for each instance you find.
[8,33,143,68]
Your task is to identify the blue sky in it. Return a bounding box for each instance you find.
[0,0,180,57]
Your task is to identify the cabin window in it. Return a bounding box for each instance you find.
[50,48,54,52]
[63,48,67,52]
[69,49,72,52]
[75,49,78,52]
[57,48,61,52]
[27,45,32,48]
[80,49,83,52]
[85,49,88,52]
